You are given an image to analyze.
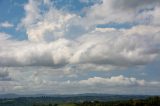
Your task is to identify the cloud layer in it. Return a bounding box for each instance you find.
[0,67,160,94]
[1,25,160,71]
[0,0,160,94]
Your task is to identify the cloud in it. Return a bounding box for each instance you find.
[0,21,14,28]
[0,32,11,41]
[7,0,157,70]
[1,24,160,73]
[0,68,12,81]
[0,0,160,94]
[0,80,23,93]
[110,0,160,10]
[79,75,145,86]
[18,0,160,43]
[70,26,160,71]
[0,34,73,67]
[0,69,159,94]
[81,0,160,26]
[74,75,160,94]
[20,0,77,42]
[1,25,160,71]
[79,0,100,4]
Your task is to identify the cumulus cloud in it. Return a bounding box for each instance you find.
[0,0,160,94]
[0,69,11,81]
[70,26,160,71]
[79,0,100,4]
[110,0,160,10]
[0,35,74,67]
[0,69,159,94]
[0,21,14,28]
[0,0,160,71]
[1,25,160,71]
[20,0,77,42]
[0,32,11,41]
[81,0,160,26]
[79,75,145,86]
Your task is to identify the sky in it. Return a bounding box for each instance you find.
[0,0,160,95]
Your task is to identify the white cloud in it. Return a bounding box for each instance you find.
[79,75,145,86]
[0,69,159,94]
[79,0,100,4]
[1,25,160,71]
[20,0,77,42]
[1,0,160,94]
[70,25,160,71]
[80,0,160,26]
[0,35,74,67]
[19,0,160,40]
[0,21,14,28]
[0,32,11,41]
[0,0,159,73]
[18,0,160,43]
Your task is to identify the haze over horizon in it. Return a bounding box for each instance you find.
[0,0,160,95]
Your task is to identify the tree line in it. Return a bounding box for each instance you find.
[32,96,160,106]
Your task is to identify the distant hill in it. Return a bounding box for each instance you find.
[0,94,159,106]
[0,93,149,101]
[0,94,19,99]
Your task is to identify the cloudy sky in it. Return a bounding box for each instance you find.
[0,0,160,95]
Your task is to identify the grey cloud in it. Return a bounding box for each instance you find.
[0,66,160,95]
[1,0,160,94]
[1,69,159,95]
[1,25,160,71]
[0,34,73,67]
[70,26,160,70]
[83,0,160,25]
[111,0,160,10]
[0,69,12,81]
